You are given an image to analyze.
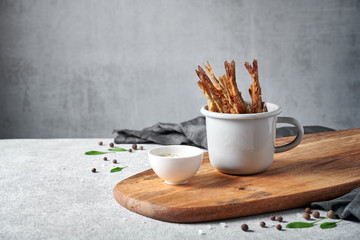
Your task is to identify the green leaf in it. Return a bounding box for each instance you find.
[320,220,343,229]
[85,151,108,155]
[286,222,315,228]
[110,167,127,173]
[108,148,127,152]
[320,222,337,229]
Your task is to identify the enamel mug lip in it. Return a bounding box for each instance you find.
[200,102,282,119]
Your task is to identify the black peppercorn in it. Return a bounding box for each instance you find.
[241,224,248,231]
[110,143,114,148]
[277,216,283,222]
[113,159,117,164]
[98,141,103,146]
[312,210,320,218]
[327,210,336,219]
[128,149,132,152]
[305,207,311,213]
[303,213,311,220]
[139,146,144,150]
[276,224,282,230]
[132,143,137,150]
[260,221,266,227]
[270,215,276,221]
[91,168,96,173]
[103,157,107,161]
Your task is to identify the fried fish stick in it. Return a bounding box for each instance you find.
[224,60,247,113]
[262,102,267,112]
[204,62,222,91]
[197,81,219,112]
[196,68,227,113]
[196,65,233,113]
[218,75,234,105]
[245,59,263,113]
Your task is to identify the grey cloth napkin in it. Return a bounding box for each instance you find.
[114,116,334,149]
[114,116,207,148]
[310,188,360,221]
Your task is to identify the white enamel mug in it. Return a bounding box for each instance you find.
[200,102,304,175]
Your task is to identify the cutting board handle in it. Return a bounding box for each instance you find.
[275,117,304,153]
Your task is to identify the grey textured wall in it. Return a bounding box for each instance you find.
[0,0,359,138]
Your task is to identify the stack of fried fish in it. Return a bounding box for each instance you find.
[196,59,266,114]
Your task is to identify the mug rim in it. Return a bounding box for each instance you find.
[200,102,282,120]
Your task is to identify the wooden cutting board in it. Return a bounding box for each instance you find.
[113,129,360,223]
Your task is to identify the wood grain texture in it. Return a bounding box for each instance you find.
[113,129,360,223]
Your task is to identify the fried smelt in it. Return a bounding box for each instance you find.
[203,62,237,114]
[224,60,247,113]
[196,66,231,113]
[197,81,219,112]
[262,102,267,112]
[245,59,263,113]
[204,62,221,91]
[196,59,264,114]
[218,75,237,114]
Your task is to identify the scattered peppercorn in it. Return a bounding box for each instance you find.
[103,157,108,161]
[139,146,144,150]
[260,221,266,227]
[132,143,137,150]
[98,141,103,146]
[128,149,132,152]
[110,143,114,148]
[241,224,248,231]
[327,210,336,219]
[91,168,96,173]
[276,224,282,231]
[270,215,276,221]
[305,207,311,213]
[312,210,320,218]
[303,213,311,220]
[113,159,117,164]
[277,216,283,222]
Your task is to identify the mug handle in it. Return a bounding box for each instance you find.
[275,117,304,153]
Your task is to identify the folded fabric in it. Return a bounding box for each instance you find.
[114,116,206,148]
[114,116,335,149]
[310,188,360,221]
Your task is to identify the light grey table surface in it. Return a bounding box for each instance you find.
[1,139,359,240]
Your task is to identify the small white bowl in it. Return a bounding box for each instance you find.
[148,145,204,185]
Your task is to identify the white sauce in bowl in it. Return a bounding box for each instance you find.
[159,153,188,157]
